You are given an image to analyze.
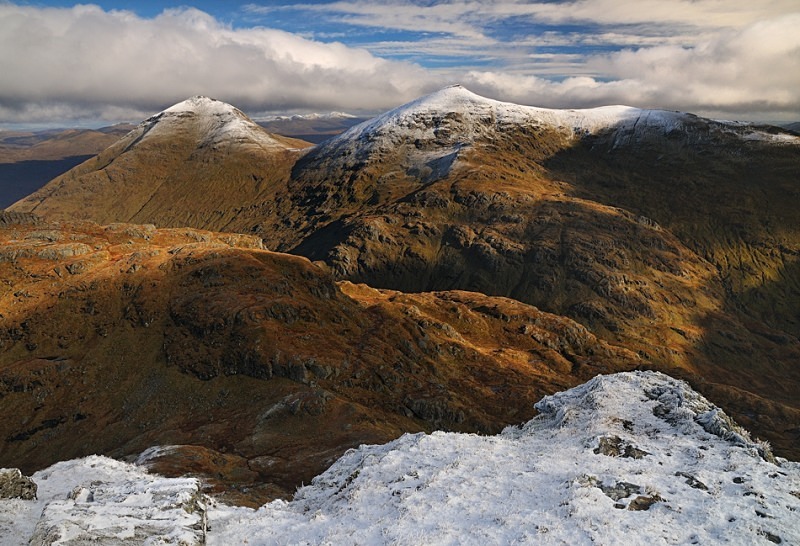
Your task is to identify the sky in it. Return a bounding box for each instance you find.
[1,1,799,128]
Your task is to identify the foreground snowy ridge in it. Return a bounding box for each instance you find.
[1,371,798,545]
[210,371,799,545]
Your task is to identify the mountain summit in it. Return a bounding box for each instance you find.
[329,84,798,153]
[9,96,311,229]
[140,96,295,151]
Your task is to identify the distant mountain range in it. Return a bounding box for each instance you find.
[0,124,135,208]
[2,88,799,519]
[256,112,371,144]
[783,121,800,133]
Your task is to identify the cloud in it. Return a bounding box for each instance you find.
[460,13,800,117]
[0,3,438,124]
[249,1,799,42]
[0,2,798,125]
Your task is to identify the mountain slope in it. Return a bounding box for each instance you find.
[3,372,797,545]
[248,86,799,458]
[0,213,642,505]
[9,97,311,230]
[7,88,800,460]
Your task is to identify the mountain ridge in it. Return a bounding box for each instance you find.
[3,87,800,467]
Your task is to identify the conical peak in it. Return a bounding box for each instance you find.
[159,96,248,121]
[138,96,298,150]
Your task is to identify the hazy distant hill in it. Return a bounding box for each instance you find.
[0,124,134,208]
[257,112,370,144]
[783,121,800,133]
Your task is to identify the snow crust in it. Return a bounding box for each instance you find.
[135,96,295,151]
[2,372,798,545]
[0,455,204,545]
[206,371,799,545]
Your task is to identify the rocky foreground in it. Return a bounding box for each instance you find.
[1,371,798,545]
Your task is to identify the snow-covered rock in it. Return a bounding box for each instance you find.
[209,371,799,545]
[2,372,797,545]
[0,456,205,545]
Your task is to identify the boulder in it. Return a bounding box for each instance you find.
[0,468,37,500]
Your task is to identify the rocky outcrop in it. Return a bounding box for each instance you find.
[0,468,37,500]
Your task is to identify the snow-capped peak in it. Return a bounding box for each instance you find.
[136,96,296,150]
[161,95,236,115]
[330,85,799,150]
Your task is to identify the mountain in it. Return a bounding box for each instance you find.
[3,371,798,545]
[9,97,312,231]
[256,112,371,144]
[252,85,800,458]
[7,87,800,460]
[783,121,800,133]
[0,124,135,208]
[0,212,641,506]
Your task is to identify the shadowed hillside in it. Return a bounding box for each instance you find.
[0,213,646,505]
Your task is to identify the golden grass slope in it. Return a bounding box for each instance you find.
[9,99,311,231]
[0,213,644,505]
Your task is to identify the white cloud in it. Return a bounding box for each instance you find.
[0,2,798,125]
[452,11,800,120]
[0,3,437,124]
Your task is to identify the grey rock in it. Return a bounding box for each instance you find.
[0,468,37,500]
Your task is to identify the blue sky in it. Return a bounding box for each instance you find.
[1,1,799,126]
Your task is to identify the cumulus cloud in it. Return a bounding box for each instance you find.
[0,2,798,125]
[0,3,438,124]
[459,13,800,118]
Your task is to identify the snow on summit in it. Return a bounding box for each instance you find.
[332,85,799,149]
[135,96,295,150]
[2,371,798,545]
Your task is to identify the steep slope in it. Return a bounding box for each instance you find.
[9,97,311,230]
[0,213,642,506]
[239,87,799,458]
[2,372,797,545]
